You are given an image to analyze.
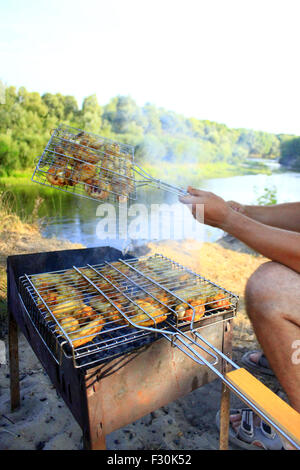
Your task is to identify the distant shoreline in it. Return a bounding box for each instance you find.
[0,161,274,191]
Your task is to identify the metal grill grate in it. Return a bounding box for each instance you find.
[19,254,238,368]
[32,124,136,203]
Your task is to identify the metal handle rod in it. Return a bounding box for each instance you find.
[85,264,219,364]
[174,328,300,450]
[162,333,218,366]
[193,330,238,370]
[83,265,159,328]
[103,260,181,317]
[134,164,188,196]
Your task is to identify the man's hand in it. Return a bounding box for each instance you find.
[227,200,246,214]
[180,187,300,274]
[179,186,233,228]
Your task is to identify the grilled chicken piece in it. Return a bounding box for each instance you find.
[62,268,100,291]
[75,163,97,182]
[55,283,83,299]
[72,305,98,324]
[63,167,79,186]
[206,292,231,309]
[128,299,168,327]
[84,178,111,200]
[37,291,60,313]
[69,316,105,348]
[31,273,52,289]
[63,136,101,164]
[55,315,79,334]
[175,299,205,322]
[89,296,125,324]
[46,167,67,186]
[51,300,85,318]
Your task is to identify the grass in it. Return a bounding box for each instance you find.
[0,168,35,179]
[0,189,42,233]
[0,189,85,337]
[0,190,43,336]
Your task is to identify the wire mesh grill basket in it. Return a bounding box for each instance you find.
[32,124,187,202]
[19,254,238,368]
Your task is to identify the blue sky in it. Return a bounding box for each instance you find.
[1,0,300,135]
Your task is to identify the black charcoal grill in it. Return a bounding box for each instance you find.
[7,246,237,449]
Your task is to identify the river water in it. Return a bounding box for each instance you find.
[4,162,300,252]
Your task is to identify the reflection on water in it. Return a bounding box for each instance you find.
[41,188,209,251]
[2,169,300,250]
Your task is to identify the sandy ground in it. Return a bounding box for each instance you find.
[0,336,282,451]
[0,233,284,450]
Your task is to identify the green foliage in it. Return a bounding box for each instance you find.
[279,136,300,169]
[0,84,291,176]
[255,186,278,206]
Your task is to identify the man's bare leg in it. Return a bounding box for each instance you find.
[231,261,300,448]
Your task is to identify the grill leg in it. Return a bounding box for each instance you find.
[219,320,232,450]
[8,311,20,411]
[219,382,230,450]
[83,426,106,450]
[83,378,106,450]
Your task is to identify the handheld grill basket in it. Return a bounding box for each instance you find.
[19,253,237,369]
[32,124,187,203]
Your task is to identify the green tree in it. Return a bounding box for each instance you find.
[42,93,65,120]
[81,94,102,133]
[0,83,286,175]
[279,137,300,168]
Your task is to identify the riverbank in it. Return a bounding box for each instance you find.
[0,161,278,239]
[0,160,273,190]
[141,160,272,184]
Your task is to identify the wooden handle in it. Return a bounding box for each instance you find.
[226,368,300,447]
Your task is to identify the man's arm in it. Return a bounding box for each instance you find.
[222,210,300,273]
[180,188,300,274]
[228,201,300,233]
